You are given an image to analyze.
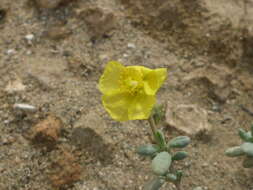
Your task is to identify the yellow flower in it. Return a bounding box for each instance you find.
[99,61,167,121]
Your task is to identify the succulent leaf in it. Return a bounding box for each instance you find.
[172,151,188,161]
[241,142,253,157]
[168,136,190,148]
[152,152,172,175]
[137,144,159,156]
[225,146,245,157]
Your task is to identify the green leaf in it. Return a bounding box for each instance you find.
[152,104,165,125]
[251,124,253,137]
[137,144,159,156]
[172,151,188,161]
[241,143,253,156]
[152,152,172,175]
[243,156,253,168]
[238,129,252,142]
[154,130,166,149]
[168,136,190,148]
[143,177,165,190]
[225,146,244,157]
[166,173,177,182]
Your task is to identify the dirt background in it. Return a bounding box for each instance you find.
[0,0,253,189]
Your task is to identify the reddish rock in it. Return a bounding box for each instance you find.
[30,115,62,146]
[50,148,81,188]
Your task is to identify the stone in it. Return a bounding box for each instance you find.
[30,115,63,146]
[71,110,114,165]
[182,66,233,102]
[73,110,112,144]
[13,103,37,113]
[238,73,253,91]
[25,34,34,41]
[34,0,62,9]
[5,78,26,93]
[49,147,81,188]
[127,43,136,49]
[80,7,116,39]
[166,101,211,137]
[6,49,16,55]
[45,26,72,40]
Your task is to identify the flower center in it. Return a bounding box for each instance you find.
[119,68,144,95]
[128,80,138,89]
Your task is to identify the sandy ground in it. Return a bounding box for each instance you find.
[0,0,253,189]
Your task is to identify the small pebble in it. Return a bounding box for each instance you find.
[25,34,34,41]
[127,43,136,49]
[6,49,16,55]
[13,103,37,113]
[25,34,35,45]
[26,50,32,55]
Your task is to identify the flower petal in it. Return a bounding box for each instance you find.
[128,93,156,120]
[127,65,152,77]
[99,61,125,95]
[143,68,167,95]
[102,93,132,121]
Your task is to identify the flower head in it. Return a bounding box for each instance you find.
[99,61,167,121]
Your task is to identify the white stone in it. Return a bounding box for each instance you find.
[6,49,16,55]
[13,103,37,112]
[25,34,34,41]
[5,79,26,93]
[127,43,136,49]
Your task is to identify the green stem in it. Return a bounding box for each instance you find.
[148,116,157,142]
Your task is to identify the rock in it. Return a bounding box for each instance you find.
[127,43,136,49]
[1,135,15,145]
[45,26,72,40]
[30,115,63,146]
[25,34,34,40]
[238,73,253,91]
[25,34,34,45]
[5,78,26,93]
[166,101,211,137]
[6,49,16,55]
[183,66,232,89]
[49,147,81,188]
[71,110,114,165]
[182,66,234,102]
[73,110,113,144]
[13,103,37,113]
[34,0,62,9]
[80,7,116,39]
[34,0,76,9]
